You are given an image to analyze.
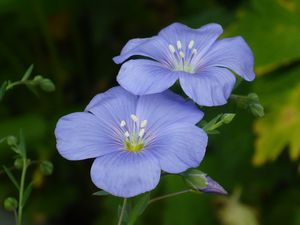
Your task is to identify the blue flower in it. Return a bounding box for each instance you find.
[55,86,207,197]
[113,23,255,106]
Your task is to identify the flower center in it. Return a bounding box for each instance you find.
[119,114,148,153]
[168,40,198,74]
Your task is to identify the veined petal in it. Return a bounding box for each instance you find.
[117,59,179,95]
[158,22,223,58]
[113,36,170,65]
[91,151,161,198]
[136,90,203,133]
[149,123,207,173]
[179,67,236,106]
[55,112,121,160]
[85,86,138,132]
[200,36,255,81]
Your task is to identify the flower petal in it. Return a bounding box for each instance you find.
[179,67,236,106]
[136,90,203,132]
[55,112,121,160]
[91,151,161,197]
[85,86,138,131]
[113,36,170,65]
[117,59,179,95]
[158,22,223,58]
[200,36,255,81]
[148,123,207,173]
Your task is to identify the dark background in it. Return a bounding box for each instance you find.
[1,0,300,224]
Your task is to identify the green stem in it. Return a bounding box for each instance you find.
[6,81,24,91]
[149,189,192,204]
[117,198,127,225]
[17,158,27,225]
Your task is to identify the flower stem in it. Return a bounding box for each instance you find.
[117,198,127,225]
[17,158,27,225]
[149,189,193,204]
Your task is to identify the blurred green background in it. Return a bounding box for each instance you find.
[0,0,300,224]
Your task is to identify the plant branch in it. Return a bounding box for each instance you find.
[149,189,193,204]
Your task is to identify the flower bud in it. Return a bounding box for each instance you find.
[250,103,264,117]
[182,169,227,195]
[4,197,18,211]
[6,136,17,146]
[39,78,55,92]
[40,160,53,175]
[221,113,236,124]
[14,158,23,169]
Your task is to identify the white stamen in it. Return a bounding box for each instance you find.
[168,44,176,54]
[138,129,145,138]
[179,51,185,58]
[140,120,148,128]
[130,114,139,122]
[192,48,197,55]
[124,131,130,138]
[177,40,182,49]
[120,120,126,127]
[188,40,195,49]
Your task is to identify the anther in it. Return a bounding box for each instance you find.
[120,120,126,127]
[168,44,176,54]
[177,40,182,50]
[188,40,194,49]
[130,114,139,122]
[179,51,185,58]
[138,129,145,138]
[140,120,148,128]
[192,48,197,55]
[124,131,130,138]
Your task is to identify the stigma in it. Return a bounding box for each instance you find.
[119,114,148,152]
[168,39,198,74]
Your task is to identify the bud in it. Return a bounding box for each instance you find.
[6,136,17,146]
[4,197,18,211]
[182,169,227,195]
[32,76,55,92]
[14,158,23,169]
[40,160,53,175]
[221,113,236,124]
[39,78,55,92]
[250,103,264,117]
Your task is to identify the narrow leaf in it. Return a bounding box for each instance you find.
[21,64,34,81]
[18,129,26,157]
[127,193,150,225]
[22,182,33,207]
[3,166,19,190]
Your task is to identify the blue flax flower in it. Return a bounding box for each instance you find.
[55,86,207,197]
[113,23,255,106]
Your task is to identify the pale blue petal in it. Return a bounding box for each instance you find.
[117,59,179,95]
[136,90,203,133]
[55,112,121,160]
[158,22,223,58]
[85,86,138,131]
[91,151,161,197]
[148,123,207,173]
[179,67,236,106]
[200,36,255,81]
[113,36,171,65]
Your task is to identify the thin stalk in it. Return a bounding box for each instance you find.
[17,158,28,225]
[149,189,193,204]
[117,198,127,225]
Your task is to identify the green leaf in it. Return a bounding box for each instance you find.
[227,0,300,75]
[127,193,150,225]
[21,64,34,81]
[253,66,300,165]
[92,190,110,196]
[3,165,19,190]
[22,182,33,207]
